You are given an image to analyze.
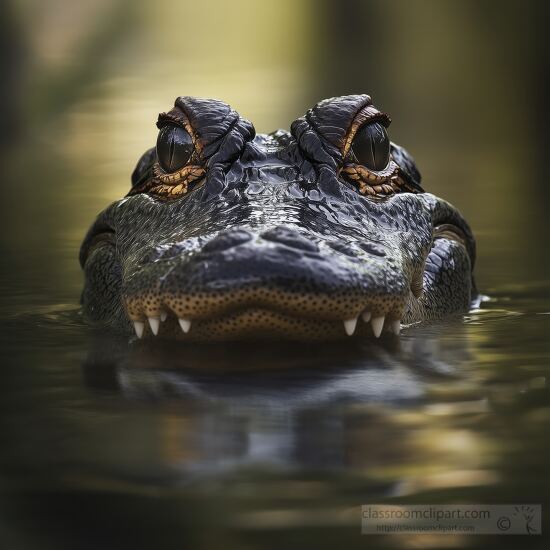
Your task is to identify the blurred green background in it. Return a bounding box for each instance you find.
[1,0,549,309]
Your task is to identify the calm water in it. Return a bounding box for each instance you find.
[2,279,549,549]
[2,1,550,548]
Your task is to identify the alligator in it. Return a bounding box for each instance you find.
[80,94,477,341]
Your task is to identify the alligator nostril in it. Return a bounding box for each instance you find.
[202,229,253,253]
[261,226,319,252]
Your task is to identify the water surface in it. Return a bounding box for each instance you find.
[2,283,549,549]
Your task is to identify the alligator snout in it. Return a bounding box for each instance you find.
[122,223,417,341]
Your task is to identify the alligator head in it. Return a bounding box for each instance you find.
[80,95,476,341]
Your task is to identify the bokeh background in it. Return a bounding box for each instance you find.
[1,1,550,549]
[1,0,549,309]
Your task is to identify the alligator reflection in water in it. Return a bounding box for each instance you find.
[83,320,476,478]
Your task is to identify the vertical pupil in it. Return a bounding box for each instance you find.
[156,124,193,172]
[351,122,390,171]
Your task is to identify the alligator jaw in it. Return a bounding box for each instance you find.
[128,303,403,342]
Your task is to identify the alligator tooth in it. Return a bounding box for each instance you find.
[178,318,192,333]
[361,310,371,323]
[160,310,168,322]
[148,317,160,336]
[390,319,401,336]
[371,315,385,338]
[133,321,145,339]
[391,320,401,335]
[343,316,358,336]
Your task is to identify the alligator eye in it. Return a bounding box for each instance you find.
[351,121,390,171]
[156,124,194,173]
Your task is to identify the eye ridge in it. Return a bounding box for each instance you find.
[350,121,390,172]
[156,123,194,173]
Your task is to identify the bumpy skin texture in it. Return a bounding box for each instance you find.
[80,95,477,341]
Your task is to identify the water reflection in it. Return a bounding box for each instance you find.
[1,287,549,548]
[78,321,474,476]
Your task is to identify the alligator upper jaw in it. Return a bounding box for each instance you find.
[129,304,403,342]
[123,280,410,341]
